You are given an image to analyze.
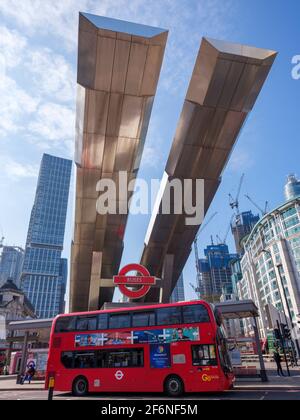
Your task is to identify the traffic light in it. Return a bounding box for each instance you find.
[274,328,281,340]
[281,324,292,340]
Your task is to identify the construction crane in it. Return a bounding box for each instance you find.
[245,194,269,217]
[193,212,218,298]
[0,224,4,248]
[216,214,235,245]
[229,174,245,214]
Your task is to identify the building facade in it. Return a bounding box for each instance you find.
[237,196,300,339]
[21,154,72,319]
[231,211,260,255]
[0,280,35,323]
[0,246,24,287]
[170,274,185,303]
[198,244,238,301]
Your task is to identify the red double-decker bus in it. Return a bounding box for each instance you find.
[46,300,234,397]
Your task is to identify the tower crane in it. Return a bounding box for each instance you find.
[216,214,235,244]
[229,174,245,215]
[0,226,4,249]
[245,194,269,217]
[193,212,218,298]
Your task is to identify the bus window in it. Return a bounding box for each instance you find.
[182,305,210,324]
[106,349,143,368]
[98,314,108,330]
[156,307,182,326]
[109,313,131,329]
[74,352,95,369]
[61,352,73,369]
[76,316,98,331]
[192,345,218,366]
[55,316,76,333]
[132,311,155,328]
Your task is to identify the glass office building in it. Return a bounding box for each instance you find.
[198,244,238,301]
[170,274,185,303]
[231,211,260,255]
[0,246,24,287]
[21,154,72,318]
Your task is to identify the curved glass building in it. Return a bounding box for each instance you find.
[237,194,300,339]
[285,174,300,201]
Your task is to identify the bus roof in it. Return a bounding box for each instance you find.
[56,300,212,319]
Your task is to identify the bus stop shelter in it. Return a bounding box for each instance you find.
[8,318,53,383]
[215,300,268,382]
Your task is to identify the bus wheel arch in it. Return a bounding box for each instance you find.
[164,375,185,397]
[72,375,89,397]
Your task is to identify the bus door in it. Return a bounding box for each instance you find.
[189,344,223,391]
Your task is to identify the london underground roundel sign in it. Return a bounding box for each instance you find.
[113,264,156,300]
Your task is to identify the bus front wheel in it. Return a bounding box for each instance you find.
[164,375,184,397]
[72,376,88,397]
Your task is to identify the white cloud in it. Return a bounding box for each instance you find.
[228,149,254,173]
[141,145,164,169]
[0,156,39,180]
[25,48,76,103]
[0,0,90,50]
[29,102,75,148]
[0,25,27,69]
[0,73,38,136]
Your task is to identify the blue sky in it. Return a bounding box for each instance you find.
[0,0,299,302]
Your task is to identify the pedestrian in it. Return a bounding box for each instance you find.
[20,362,36,385]
[274,348,285,377]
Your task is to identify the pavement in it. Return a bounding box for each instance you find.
[0,366,299,400]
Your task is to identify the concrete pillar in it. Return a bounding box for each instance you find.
[6,330,14,373]
[17,331,29,384]
[88,252,103,311]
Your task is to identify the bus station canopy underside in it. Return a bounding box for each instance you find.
[141,38,276,303]
[70,12,277,311]
[70,13,168,312]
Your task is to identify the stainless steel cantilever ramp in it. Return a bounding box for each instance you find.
[140,37,277,303]
[70,13,168,312]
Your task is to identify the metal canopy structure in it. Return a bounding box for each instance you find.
[8,318,53,332]
[70,13,168,312]
[215,300,259,319]
[141,37,277,303]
